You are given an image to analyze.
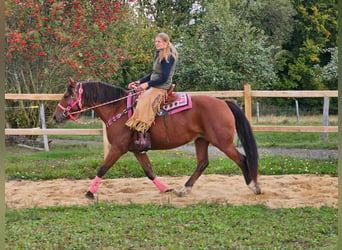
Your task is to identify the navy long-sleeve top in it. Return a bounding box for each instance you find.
[139,50,176,90]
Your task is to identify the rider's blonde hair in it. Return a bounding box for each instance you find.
[156,33,178,63]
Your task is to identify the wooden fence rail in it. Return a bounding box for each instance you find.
[5,84,338,151]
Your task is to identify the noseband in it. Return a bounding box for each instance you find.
[58,82,83,120]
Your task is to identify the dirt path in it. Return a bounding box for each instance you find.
[5,174,338,209]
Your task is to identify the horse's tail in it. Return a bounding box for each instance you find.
[225,100,258,182]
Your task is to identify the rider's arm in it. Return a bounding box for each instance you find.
[139,73,152,84]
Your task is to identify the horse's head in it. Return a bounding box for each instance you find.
[53,77,83,123]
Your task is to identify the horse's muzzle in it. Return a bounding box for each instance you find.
[53,113,65,123]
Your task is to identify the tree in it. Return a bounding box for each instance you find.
[5,0,132,128]
[111,3,160,85]
[318,47,337,90]
[237,0,296,47]
[132,0,205,40]
[174,0,278,91]
[275,0,338,90]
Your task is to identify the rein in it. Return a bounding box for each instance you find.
[59,82,141,125]
[105,106,132,128]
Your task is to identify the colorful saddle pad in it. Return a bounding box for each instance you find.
[157,92,192,117]
[127,92,192,118]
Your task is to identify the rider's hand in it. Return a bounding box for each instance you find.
[139,82,149,90]
[128,81,140,89]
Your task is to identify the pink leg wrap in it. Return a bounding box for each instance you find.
[153,178,169,192]
[89,176,102,193]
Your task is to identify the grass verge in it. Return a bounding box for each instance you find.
[6,203,337,249]
[5,144,338,180]
[254,132,338,149]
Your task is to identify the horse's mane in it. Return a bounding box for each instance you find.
[81,81,128,106]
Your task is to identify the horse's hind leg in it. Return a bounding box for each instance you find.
[134,152,173,192]
[218,143,260,194]
[178,137,209,197]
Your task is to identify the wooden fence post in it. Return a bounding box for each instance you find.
[256,102,260,123]
[322,97,330,141]
[244,84,252,122]
[39,104,49,151]
[295,100,300,124]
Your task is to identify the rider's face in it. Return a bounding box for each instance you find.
[155,36,169,50]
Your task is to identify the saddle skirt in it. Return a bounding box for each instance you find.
[127,92,192,119]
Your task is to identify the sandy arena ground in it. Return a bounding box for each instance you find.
[5,174,338,209]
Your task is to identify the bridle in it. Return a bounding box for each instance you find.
[57,82,141,123]
[57,82,84,120]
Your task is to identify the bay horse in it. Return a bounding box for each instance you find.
[53,78,261,199]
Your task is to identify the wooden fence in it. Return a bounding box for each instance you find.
[5,84,338,155]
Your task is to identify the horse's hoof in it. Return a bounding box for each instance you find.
[248,181,261,195]
[177,191,186,197]
[177,186,191,197]
[251,186,261,195]
[165,188,174,193]
[85,191,95,200]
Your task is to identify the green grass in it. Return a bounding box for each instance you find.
[254,132,338,149]
[5,143,338,180]
[5,203,337,249]
[253,114,338,126]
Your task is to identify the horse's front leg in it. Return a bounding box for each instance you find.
[134,152,173,192]
[178,137,209,197]
[85,147,125,200]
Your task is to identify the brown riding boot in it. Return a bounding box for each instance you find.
[135,131,151,153]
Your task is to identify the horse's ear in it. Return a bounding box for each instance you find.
[69,77,76,88]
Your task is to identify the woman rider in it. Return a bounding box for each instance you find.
[126,33,178,152]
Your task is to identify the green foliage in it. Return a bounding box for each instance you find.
[133,0,205,40]
[276,0,337,91]
[5,102,39,129]
[233,0,296,47]
[258,0,338,111]
[174,2,277,91]
[318,47,338,90]
[5,204,337,249]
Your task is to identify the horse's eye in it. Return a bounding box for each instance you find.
[63,94,70,99]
